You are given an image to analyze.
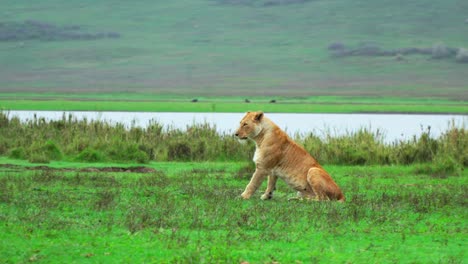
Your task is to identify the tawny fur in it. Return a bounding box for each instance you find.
[235,111,345,202]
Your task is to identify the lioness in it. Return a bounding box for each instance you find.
[235,111,345,202]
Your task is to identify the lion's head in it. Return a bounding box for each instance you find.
[235,111,264,140]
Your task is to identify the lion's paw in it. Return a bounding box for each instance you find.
[240,192,251,200]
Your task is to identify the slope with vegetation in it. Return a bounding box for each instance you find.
[0,0,467,100]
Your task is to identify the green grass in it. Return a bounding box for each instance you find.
[1,1,468,98]
[0,160,466,263]
[1,93,467,113]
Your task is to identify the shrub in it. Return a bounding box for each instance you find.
[220,137,252,161]
[42,140,63,160]
[437,125,467,166]
[307,128,389,165]
[398,47,432,55]
[395,54,405,61]
[431,43,457,59]
[392,140,419,164]
[131,149,150,164]
[0,139,7,155]
[354,43,382,56]
[0,112,8,127]
[300,132,323,160]
[9,147,26,159]
[390,126,439,164]
[29,140,63,161]
[76,148,106,162]
[106,143,150,163]
[414,156,462,177]
[455,48,468,63]
[414,127,438,162]
[328,42,345,51]
[168,141,192,161]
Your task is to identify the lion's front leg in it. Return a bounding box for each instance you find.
[261,175,278,200]
[241,168,269,199]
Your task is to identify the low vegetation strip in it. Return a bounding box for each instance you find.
[0,163,465,263]
[1,99,468,114]
[0,112,466,173]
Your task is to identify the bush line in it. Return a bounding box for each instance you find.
[328,41,468,63]
[0,112,466,170]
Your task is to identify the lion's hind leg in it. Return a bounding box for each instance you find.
[307,167,345,202]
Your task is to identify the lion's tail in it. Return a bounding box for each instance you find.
[337,193,346,203]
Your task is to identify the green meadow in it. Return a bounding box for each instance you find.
[0,159,466,263]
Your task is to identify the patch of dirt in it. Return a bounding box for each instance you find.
[0,164,157,173]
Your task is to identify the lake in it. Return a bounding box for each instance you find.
[6,111,467,143]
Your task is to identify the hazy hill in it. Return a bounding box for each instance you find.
[1,0,467,99]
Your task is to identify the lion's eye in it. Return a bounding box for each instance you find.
[243,123,248,127]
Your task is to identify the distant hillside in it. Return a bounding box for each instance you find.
[0,0,467,99]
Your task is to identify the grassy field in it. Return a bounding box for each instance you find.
[0,158,466,263]
[1,93,467,113]
[1,1,468,99]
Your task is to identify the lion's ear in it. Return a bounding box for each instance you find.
[254,111,264,121]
